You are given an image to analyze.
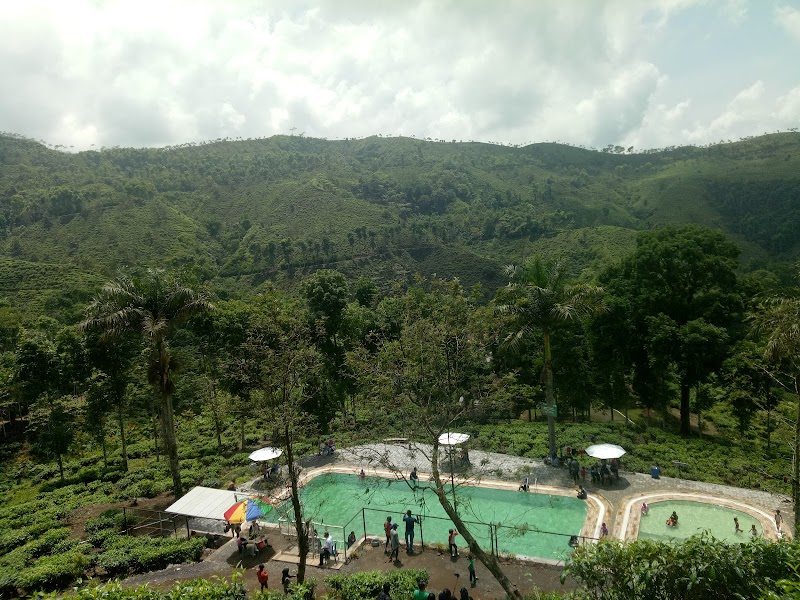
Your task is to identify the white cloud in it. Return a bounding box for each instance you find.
[0,0,796,150]
[775,4,800,40]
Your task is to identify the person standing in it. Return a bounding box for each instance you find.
[413,581,428,600]
[750,524,758,537]
[403,510,420,553]
[383,516,392,553]
[468,555,477,585]
[388,523,400,561]
[281,568,294,592]
[775,509,783,533]
[600,522,608,537]
[377,582,392,600]
[256,564,269,591]
[448,528,459,557]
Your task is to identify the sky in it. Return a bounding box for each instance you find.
[1,0,798,152]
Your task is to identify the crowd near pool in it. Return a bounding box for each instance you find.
[638,500,762,543]
[266,472,588,561]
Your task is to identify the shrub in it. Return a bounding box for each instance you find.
[326,569,429,600]
[562,533,800,600]
[65,573,247,599]
[0,528,29,553]
[85,509,127,534]
[24,526,72,558]
[13,549,89,593]
[76,467,100,483]
[102,470,125,483]
[97,536,207,576]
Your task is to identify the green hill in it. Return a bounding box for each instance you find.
[1,131,799,319]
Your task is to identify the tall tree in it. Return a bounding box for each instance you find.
[603,226,741,434]
[496,257,604,456]
[84,330,140,471]
[350,280,522,599]
[303,269,351,425]
[80,269,213,496]
[750,282,800,532]
[246,291,321,584]
[27,394,77,481]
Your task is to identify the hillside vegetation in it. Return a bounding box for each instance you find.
[1,132,799,319]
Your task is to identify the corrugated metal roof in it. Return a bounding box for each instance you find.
[165,486,239,520]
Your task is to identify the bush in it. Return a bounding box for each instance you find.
[64,573,247,599]
[562,533,800,600]
[24,526,72,558]
[102,470,125,483]
[76,467,100,483]
[13,549,89,593]
[97,536,207,576]
[326,569,429,600]
[85,509,127,534]
[0,528,29,553]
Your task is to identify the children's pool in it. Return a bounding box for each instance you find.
[266,472,587,561]
[638,500,762,543]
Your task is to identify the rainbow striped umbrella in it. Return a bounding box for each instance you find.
[223,497,273,523]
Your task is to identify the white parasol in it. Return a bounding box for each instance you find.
[584,443,626,460]
[438,432,470,446]
[248,447,283,462]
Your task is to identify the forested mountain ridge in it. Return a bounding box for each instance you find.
[1,131,799,321]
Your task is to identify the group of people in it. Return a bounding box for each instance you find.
[255,565,296,593]
[384,510,422,560]
[319,439,336,456]
[733,517,759,537]
[413,579,476,600]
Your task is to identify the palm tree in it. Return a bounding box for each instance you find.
[497,258,604,456]
[80,269,213,496]
[751,291,800,531]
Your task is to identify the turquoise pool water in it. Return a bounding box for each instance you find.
[266,472,587,561]
[638,500,762,543]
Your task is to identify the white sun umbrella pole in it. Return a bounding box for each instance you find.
[437,432,470,509]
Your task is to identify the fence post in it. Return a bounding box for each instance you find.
[123,507,128,534]
[362,508,367,543]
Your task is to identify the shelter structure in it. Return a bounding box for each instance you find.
[165,486,240,535]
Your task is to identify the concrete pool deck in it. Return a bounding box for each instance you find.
[252,441,793,546]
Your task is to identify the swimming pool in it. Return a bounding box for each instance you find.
[638,500,762,543]
[266,472,588,561]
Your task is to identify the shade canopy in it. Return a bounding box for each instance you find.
[249,447,283,462]
[223,497,273,523]
[438,432,470,446]
[585,443,626,460]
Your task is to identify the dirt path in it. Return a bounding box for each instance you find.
[122,534,575,599]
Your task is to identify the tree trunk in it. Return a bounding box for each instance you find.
[680,380,691,435]
[430,442,522,600]
[543,329,556,456]
[58,453,64,481]
[161,390,182,496]
[101,435,108,468]
[285,425,310,583]
[159,340,182,496]
[117,396,128,471]
[793,376,800,534]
